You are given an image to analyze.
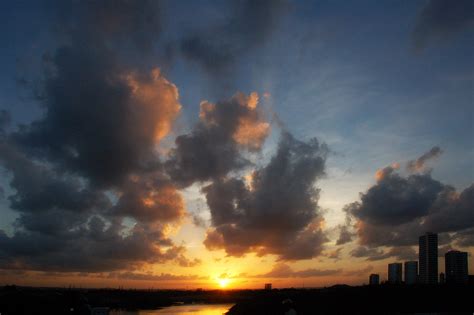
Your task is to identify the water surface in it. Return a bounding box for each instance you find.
[111,303,234,315]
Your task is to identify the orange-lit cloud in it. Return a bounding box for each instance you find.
[166,92,271,186]
[126,68,181,142]
[199,92,270,151]
[233,92,270,150]
[374,162,400,181]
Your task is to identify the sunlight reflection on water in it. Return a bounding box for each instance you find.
[110,304,234,315]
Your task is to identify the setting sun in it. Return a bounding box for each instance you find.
[218,278,230,289]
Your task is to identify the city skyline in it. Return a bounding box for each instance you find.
[0,0,473,289]
[373,232,470,286]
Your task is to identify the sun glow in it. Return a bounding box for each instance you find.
[217,278,230,288]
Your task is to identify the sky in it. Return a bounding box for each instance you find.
[0,0,473,289]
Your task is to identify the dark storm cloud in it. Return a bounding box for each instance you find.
[0,1,192,273]
[350,182,474,250]
[412,0,474,51]
[422,184,474,233]
[166,92,269,187]
[113,173,185,223]
[354,219,422,248]
[203,132,329,260]
[0,141,109,214]
[407,146,443,173]
[13,46,180,188]
[0,220,191,272]
[343,150,474,260]
[179,0,287,75]
[349,172,444,226]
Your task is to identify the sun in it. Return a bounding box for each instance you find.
[218,278,230,288]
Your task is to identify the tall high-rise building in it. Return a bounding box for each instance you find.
[369,274,380,285]
[419,232,438,284]
[388,263,402,284]
[404,261,418,285]
[445,250,468,284]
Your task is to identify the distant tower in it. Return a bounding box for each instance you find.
[369,274,380,285]
[388,263,402,284]
[445,250,469,284]
[264,283,272,290]
[419,232,438,284]
[404,261,418,285]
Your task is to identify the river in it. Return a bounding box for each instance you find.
[110,303,234,315]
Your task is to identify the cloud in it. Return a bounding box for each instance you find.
[349,182,474,250]
[203,132,329,260]
[407,146,443,173]
[0,220,191,272]
[0,142,110,215]
[14,55,180,187]
[0,110,10,133]
[0,1,193,273]
[374,163,400,182]
[350,246,385,260]
[179,0,287,75]
[351,246,417,261]
[166,92,270,187]
[422,183,474,233]
[336,225,354,245]
[253,263,341,278]
[0,69,184,271]
[349,172,444,226]
[455,228,474,247]
[54,0,162,51]
[412,0,474,51]
[342,149,474,260]
[336,215,355,245]
[326,248,343,260]
[113,173,185,224]
[1,0,279,273]
[107,271,205,281]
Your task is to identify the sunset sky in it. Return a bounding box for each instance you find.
[0,0,473,289]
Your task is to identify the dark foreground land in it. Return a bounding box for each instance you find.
[227,284,474,315]
[1,284,473,315]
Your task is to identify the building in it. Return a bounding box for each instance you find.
[445,250,468,284]
[419,232,438,284]
[369,274,380,285]
[469,275,474,285]
[388,263,402,284]
[264,283,272,290]
[404,261,418,285]
[439,272,445,284]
